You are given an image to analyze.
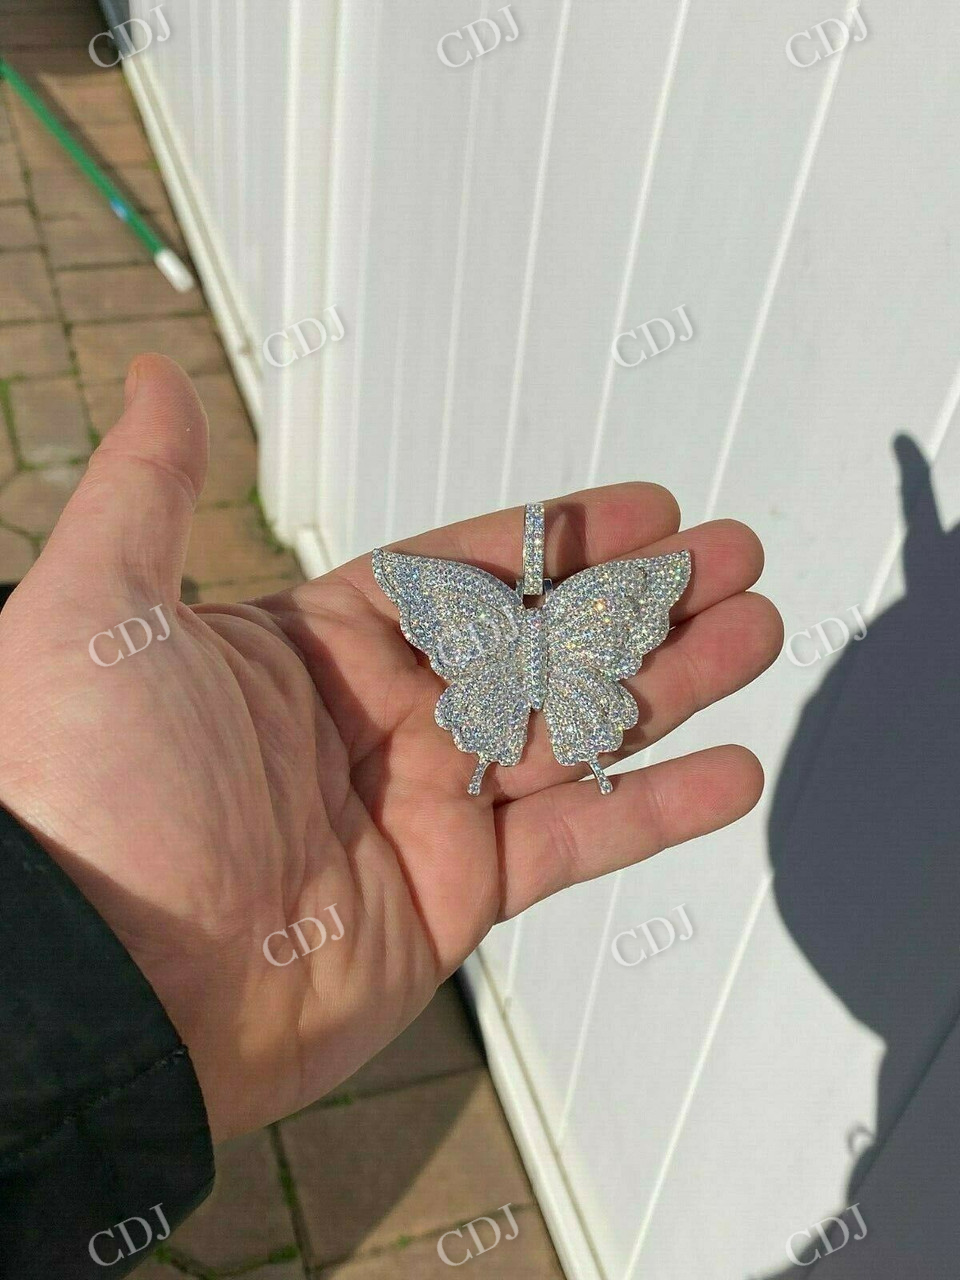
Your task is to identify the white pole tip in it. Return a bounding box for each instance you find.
[154,248,196,293]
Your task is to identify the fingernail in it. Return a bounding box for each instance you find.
[123,360,141,407]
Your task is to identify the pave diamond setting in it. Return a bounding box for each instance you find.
[372,504,691,797]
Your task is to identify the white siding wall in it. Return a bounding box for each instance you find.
[126,3,960,1277]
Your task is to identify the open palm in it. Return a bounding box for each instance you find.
[0,356,781,1141]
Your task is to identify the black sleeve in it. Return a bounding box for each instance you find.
[0,805,215,1278]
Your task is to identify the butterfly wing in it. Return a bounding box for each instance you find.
[372,549,531,773]
[541,552,691,772]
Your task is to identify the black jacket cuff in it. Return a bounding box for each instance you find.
[0,804,215,1277]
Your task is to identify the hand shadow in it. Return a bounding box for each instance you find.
[758,434,960,1277]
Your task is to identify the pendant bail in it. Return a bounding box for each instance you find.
[521,502,545,596]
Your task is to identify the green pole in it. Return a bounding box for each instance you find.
[0,55,195,292]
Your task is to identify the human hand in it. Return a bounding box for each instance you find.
[0,356,782,1141]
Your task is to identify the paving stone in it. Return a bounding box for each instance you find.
[317,1207,563,1278]
[30,163,170,219]
[0,9,100,49]
[196,576,303,604]
[80,381,120,437]
[0,321,71,377]
[0,416,16,485]
[281,1071,533,1265]
[0,463,85,535]
[192,372,253,438]
[227,1265,305,1280]
[52,77,137,128]
[150,208,189,254]
[86,122,153,167]
[15,115,153,170]
[0,250,56,321]
[73,315,225,385]
[190,372,259,504]
[4,53,135,126]
[0,528,35,579]
[125,1263,183,1280]
[169,1129,297,1272]
[84,376,255,489]
[0,0,89,12]
[41,199,187,269]
[0,142,26,202]
[43,212,151,268]
[324,981,483,1101]
[0,204,39,249]
[57,264,204,322]
[185,505,298,584]
[0,145,27,207]
[10,376,90,464]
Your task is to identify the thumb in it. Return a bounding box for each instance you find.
[42,354,208,602]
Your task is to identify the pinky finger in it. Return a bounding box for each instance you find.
[494,745,763,921]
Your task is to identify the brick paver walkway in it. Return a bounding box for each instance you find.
[0,3,564,1276]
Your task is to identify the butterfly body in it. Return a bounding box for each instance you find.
[520,602,547,709]
[372,544,690,795]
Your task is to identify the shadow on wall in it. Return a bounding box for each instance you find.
[760,435,960,1278]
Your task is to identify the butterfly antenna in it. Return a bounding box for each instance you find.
[467,758,491,796]
[588,760,614,795]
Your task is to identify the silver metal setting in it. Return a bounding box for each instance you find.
[372,508,691,797]
[521,501,545,596]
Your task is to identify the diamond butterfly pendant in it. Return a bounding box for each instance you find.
[373,504,691,796]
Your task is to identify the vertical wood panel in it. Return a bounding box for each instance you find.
[240,0,290,345]
[258,0,340,536]
[147,0,195,162]
[208,0,225,233]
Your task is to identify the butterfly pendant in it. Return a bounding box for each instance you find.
[372,504,691,796]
